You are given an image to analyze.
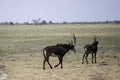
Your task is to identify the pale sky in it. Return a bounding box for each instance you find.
[0,0,120,22]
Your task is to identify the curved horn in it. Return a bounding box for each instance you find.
[73,34,76,45]
[93,35,97,41]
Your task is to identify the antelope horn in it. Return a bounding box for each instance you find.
[73,34,76,45]
[93,35,97,41]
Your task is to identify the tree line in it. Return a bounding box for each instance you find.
[0,19,120,25]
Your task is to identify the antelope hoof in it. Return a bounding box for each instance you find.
[50,67,53,69]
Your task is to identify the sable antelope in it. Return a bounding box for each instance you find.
[82,36,99,64]
[43,34,76,70]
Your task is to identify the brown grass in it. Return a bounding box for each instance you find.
[0,24,120,80]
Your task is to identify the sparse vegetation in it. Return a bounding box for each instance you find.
[0,24,120,80]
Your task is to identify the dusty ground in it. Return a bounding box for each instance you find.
[0,24,120,80]
[0,51,120,80]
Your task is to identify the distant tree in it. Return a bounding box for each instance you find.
[63,21,67,24]
[114,20,120,24]
[41,20,47,24]
[9,22,14,25]
[24,22,29,25]
[49,21,52,24]
[105,21,109,24]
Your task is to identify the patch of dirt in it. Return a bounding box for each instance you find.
[0,53,120,80]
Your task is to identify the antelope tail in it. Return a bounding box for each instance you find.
[83,47,87,53]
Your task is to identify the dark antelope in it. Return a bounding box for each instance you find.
[82,36,99,64]
[43,34,76,70]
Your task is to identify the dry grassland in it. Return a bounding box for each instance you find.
[0,24,120,80]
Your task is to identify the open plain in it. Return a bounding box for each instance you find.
[0,24,120,80]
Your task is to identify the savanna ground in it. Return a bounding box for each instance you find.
[0,24,120,80]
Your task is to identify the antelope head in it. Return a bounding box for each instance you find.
[69,34,76,53]
[92,35,99,45]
